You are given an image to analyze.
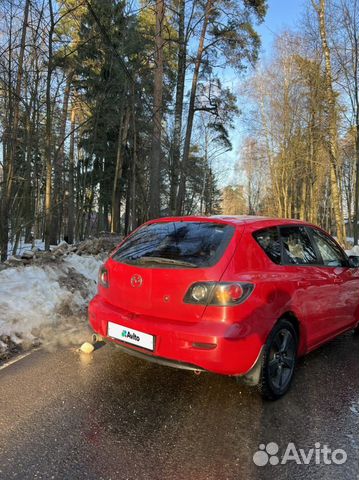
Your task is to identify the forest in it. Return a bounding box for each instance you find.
[0,0,358,261]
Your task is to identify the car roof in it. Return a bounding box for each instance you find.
[148,215,314,230]
[211,215,313,230]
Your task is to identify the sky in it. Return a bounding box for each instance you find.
[222,0,307,187]
[257,0,306,52]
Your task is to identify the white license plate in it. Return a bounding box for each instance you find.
[108,322,154,351]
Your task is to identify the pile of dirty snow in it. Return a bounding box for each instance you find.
[0,253,102,359]
[0,236,121,361]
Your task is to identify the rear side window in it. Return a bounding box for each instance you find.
[280,226,318,265]
[113,222,234,268]
[253,227,281,264]
[310,228,348,267]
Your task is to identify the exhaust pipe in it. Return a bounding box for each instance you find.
[92,333,104,343]
[194,369,202,376]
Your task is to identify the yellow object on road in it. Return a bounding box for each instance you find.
[79,342,95,354]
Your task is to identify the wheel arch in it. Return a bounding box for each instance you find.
[242,310,306,388]
[277,311,307,355]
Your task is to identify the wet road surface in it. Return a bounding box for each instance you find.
[0,332,358,480]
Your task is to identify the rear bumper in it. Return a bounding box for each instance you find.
[89,295,263,376]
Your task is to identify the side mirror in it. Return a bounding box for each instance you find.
[348,256,359,268]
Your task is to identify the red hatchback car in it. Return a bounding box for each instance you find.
[89,216,359,399]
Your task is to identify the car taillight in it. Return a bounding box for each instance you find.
[184,282,254,306]
[98,265,109,288]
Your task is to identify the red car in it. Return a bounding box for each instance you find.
[89,216,359,399]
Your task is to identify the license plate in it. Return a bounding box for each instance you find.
[108,322,154,351]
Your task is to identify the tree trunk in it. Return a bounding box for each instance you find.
[129,86,137,232]
[312,0,345,244]
[148,0,165,219]
[50,73,72,244]
[169,0,186,214]
[111,107,130,233]
[0,0,30,261]
[111,114,124,234]
[353,3,359,244]
[24,55,41,243]
[176,0,213,215]
[98,158,106,233]
[355,124,359,244]
[44,0,55,250]
[67,103,76,244]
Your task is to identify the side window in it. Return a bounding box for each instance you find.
[280,226,318,265]
[310,228,348,267]
[253,227,281,265]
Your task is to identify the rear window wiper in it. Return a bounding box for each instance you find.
[135,256,198,268]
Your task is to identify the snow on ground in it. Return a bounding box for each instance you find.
[346,245,359,256]
[63,254,101,283]
[7,239,47,257]
[0,253,103,359]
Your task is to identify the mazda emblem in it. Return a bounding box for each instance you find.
[130,274,143,288]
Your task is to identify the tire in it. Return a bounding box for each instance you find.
[258,319,298,400]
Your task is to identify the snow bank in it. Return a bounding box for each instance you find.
[0,253,102,358]
[346,245,359,257]
[63,254,101,283]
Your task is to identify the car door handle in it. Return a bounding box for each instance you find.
[334,277,343,284]
[297,280,310,288]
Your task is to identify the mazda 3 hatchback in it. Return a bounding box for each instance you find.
[89,216,359,399]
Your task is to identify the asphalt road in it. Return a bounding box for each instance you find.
[0,331,358,480]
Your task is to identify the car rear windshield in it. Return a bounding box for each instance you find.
[112,222,235,268]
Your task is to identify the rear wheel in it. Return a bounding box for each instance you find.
[258,319,298,400]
